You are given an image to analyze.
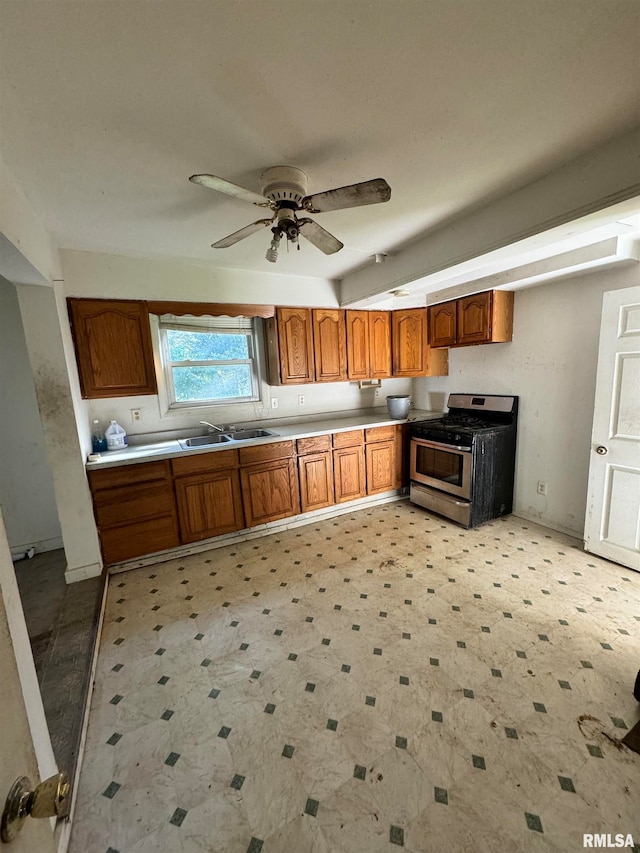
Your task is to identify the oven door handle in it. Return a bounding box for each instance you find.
[413,439,472,453]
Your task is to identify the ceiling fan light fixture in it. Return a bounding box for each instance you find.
[189,166,391,261]
[266,231,281,263]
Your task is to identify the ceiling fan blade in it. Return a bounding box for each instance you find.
[302,178,391,213]
[189,174,269,207]
[298,219,344,254]
[212,219,273,249]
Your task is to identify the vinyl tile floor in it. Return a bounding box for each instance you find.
[70,502,640,853]
[15,548,104,786]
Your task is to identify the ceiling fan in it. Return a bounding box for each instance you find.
[189,166,391,263]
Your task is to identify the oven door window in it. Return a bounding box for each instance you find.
[415,445,464,488]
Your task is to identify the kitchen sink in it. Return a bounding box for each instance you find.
[179,434,232,448]
[227,429,276,440]
[178,428,277,450]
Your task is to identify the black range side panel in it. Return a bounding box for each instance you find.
[468,428,517,527]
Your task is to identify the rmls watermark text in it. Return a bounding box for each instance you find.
[583,834,635,848]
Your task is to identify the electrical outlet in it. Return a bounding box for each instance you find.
[131,408,142,423]
[298,395,305,406]
[271,398,279,409]
[537,481,547,495]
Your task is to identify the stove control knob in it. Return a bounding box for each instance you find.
[595,445,608,455]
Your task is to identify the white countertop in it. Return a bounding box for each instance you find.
[86,409,443,470]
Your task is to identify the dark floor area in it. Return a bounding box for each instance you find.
[15,549,104,786]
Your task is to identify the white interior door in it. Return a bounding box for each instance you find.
[584,285,640,571]
[0,510,58,852]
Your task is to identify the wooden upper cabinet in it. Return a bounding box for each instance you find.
[457,290,514,345]
[68,298,157,398]
[392,308,426,376]
[313,309,347,382]
[345,310,370,380]
[368,311,392,378]
[457,291,493,345]
[428,301,457,348]
[428,290,514,348]
[271,307,315,384]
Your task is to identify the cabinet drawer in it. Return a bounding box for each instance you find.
[332,429,364,448]
[171,448,239,477]
[297,434,331,455]
[94,482,176,527]
[365,425,396,443]
[88,460,171,491]
[100,515,179,564]
[239,440,295,465]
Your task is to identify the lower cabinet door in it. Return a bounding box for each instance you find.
[366,440,397,494]
[333,446,366,503]
[240,458,301,527]
[299,451,335,512]
[99,515,179,564]
[175,469,245,542]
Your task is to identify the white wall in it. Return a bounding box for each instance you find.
[0,277,62,555]
[17,284,102,582]
[413,264,640,537]
[60,249,340,305]
[61,249,412,439]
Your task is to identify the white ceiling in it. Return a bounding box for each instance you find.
[1,0,639,282]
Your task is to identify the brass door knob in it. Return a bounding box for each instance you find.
[595,445,608,455]
[1,773,70,843]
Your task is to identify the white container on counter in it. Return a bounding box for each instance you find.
[105,420,128,450]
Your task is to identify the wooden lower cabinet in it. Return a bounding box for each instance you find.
[88,460,179,564]
[175,469,244,542]
[88,422,409,563]
[363,424,405,492]
[333,445,366,503]
[366,439,398,495]
[298,451,335,512]
[240,458,300,526]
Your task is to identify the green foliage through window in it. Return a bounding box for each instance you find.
[160,321,259,407]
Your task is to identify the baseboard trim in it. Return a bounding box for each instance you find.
[109,490,407,575]
[57,574,109,853]
[10,535,64,560]
[64,561,102,584]
[511,511,582,541]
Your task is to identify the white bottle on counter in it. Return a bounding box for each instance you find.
[105,420,128,450]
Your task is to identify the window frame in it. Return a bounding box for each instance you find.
[157,316,261,410]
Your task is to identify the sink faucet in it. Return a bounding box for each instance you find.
[200,420,224,433]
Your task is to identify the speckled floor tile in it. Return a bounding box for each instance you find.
[70,502,640,852]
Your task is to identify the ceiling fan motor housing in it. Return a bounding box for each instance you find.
[260,165,308,205]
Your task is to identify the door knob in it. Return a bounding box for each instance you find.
[595,446,608,455]
[1,773,70,843]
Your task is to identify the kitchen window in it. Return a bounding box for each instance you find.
[158,315,260,408]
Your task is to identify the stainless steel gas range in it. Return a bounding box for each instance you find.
[409,394,518,528]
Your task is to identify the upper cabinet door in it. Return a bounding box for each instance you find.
[392,308,428,376]
[457,292,493,345]
[428,301,456,348]
[346,310,370,380]
[68,298,157,398]
[276,307,315,384]
[368,311,392,378]
[312,309,347,382]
